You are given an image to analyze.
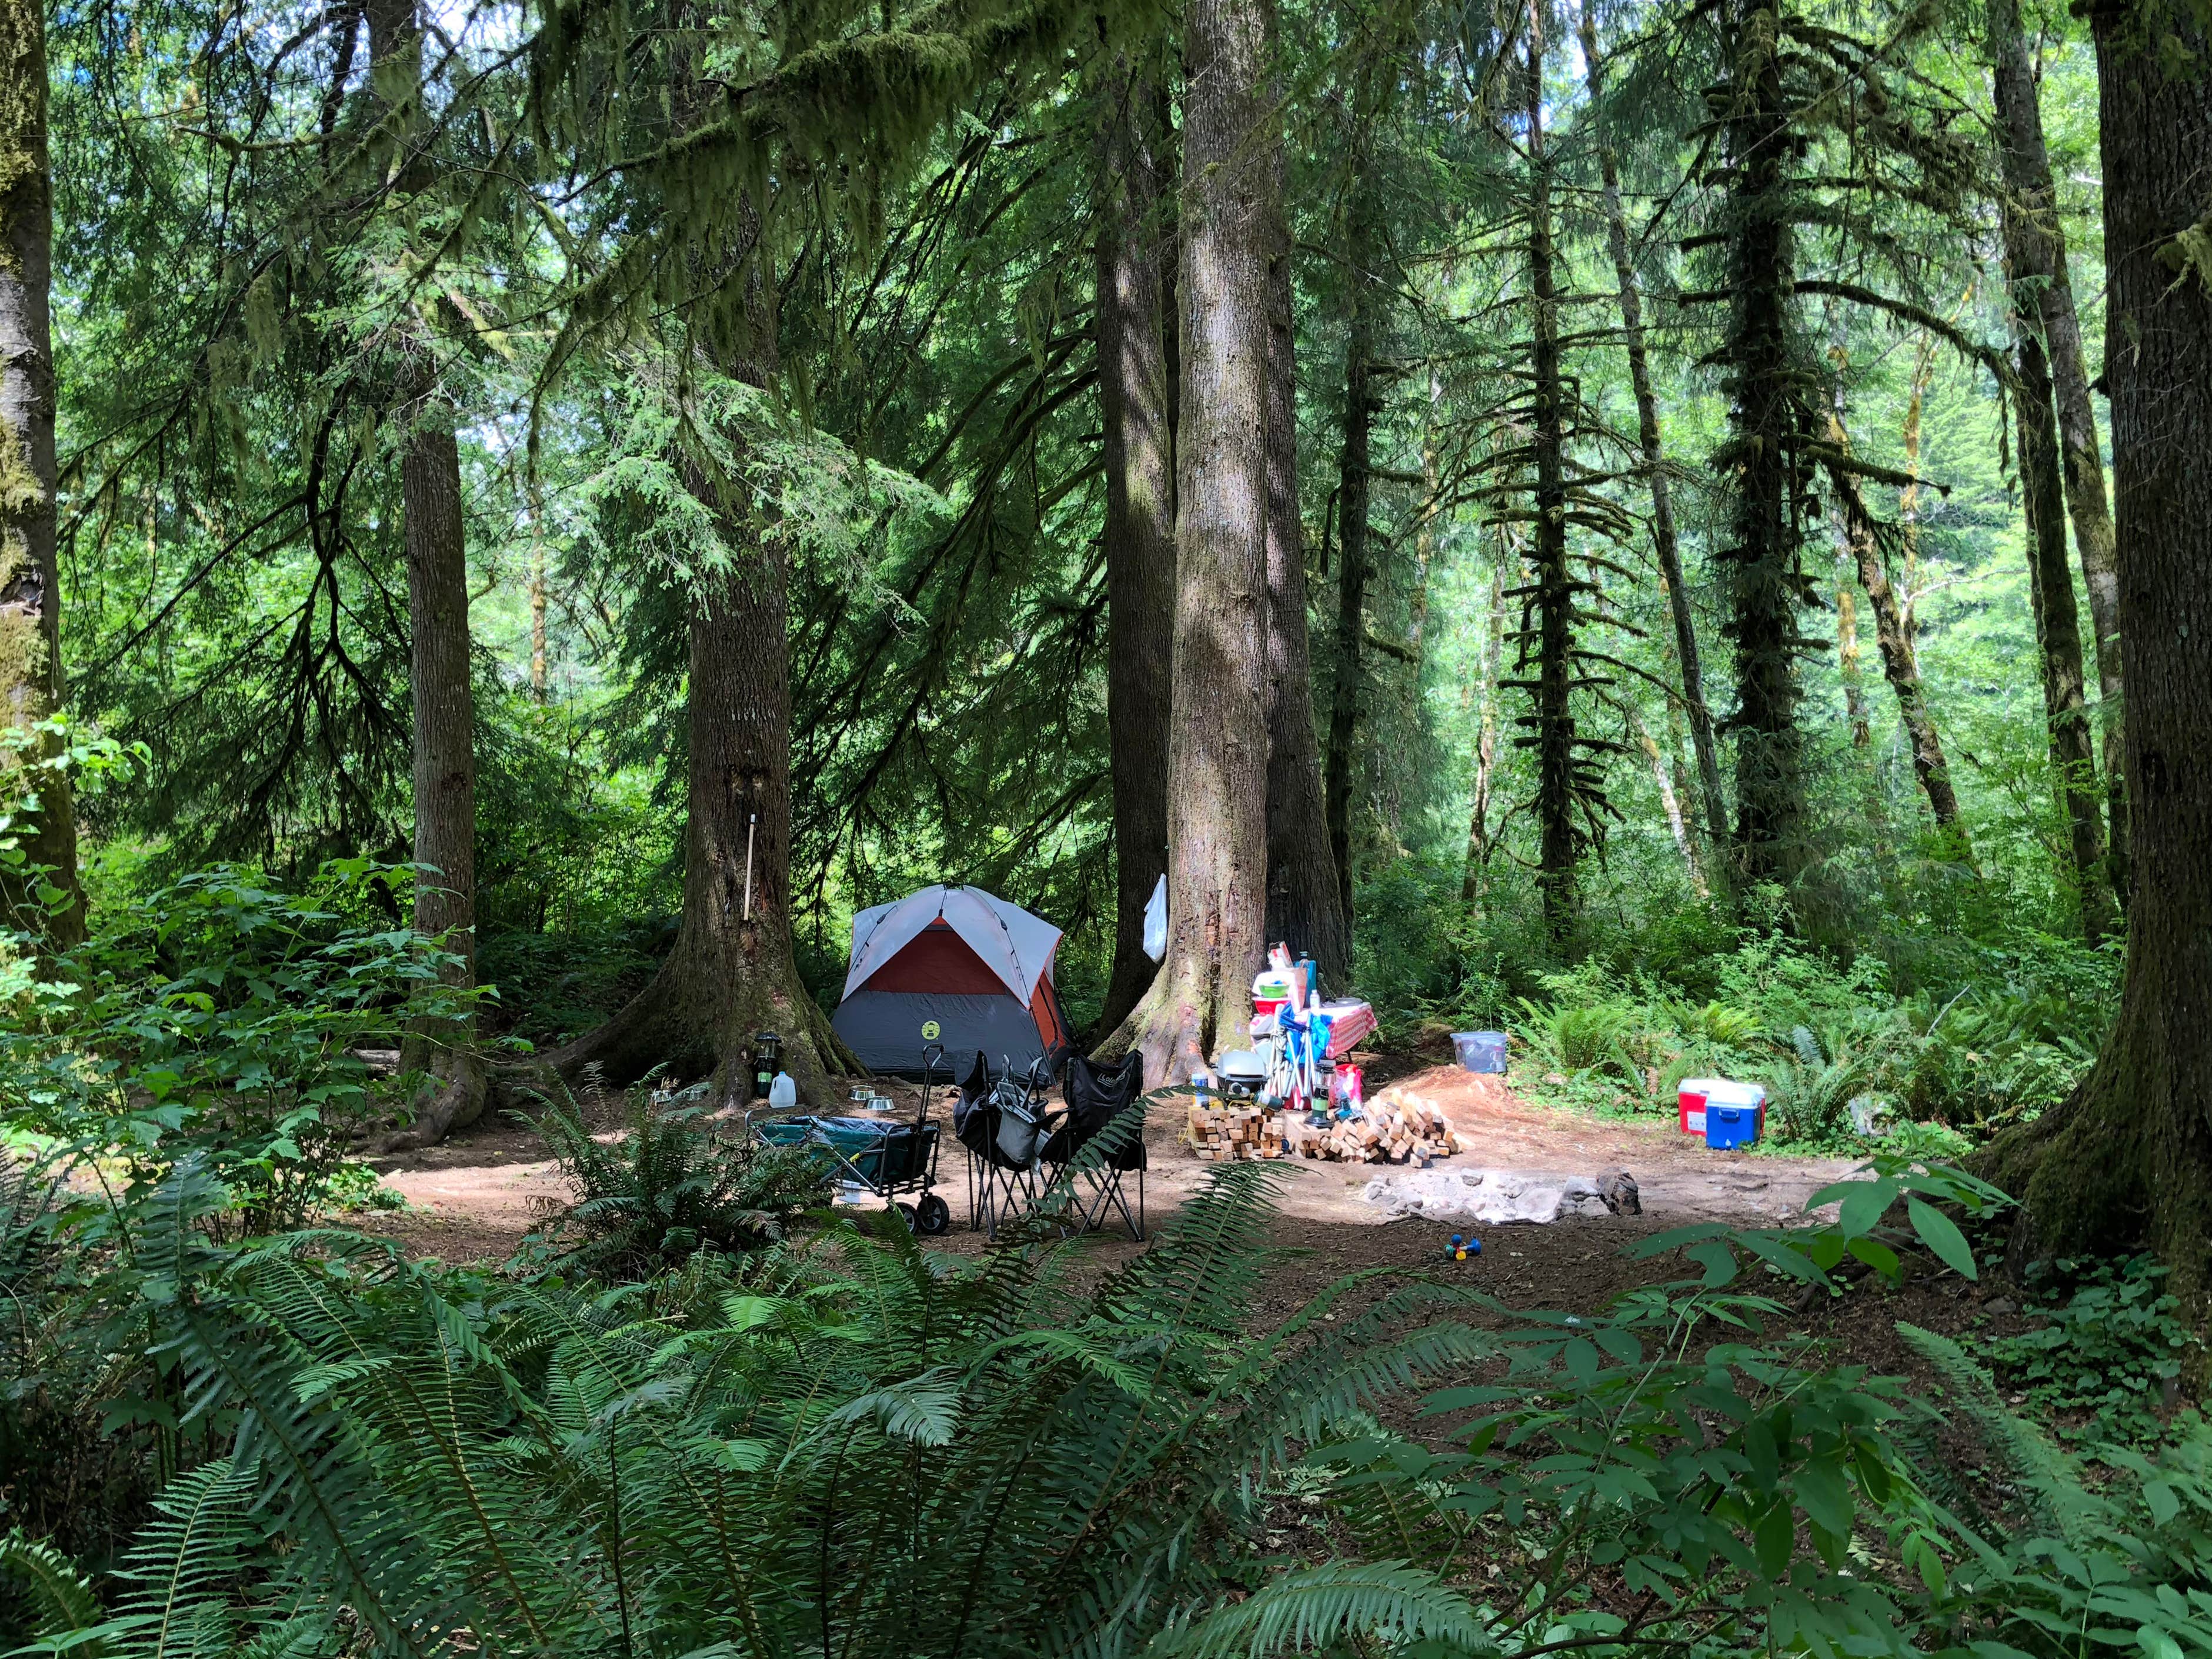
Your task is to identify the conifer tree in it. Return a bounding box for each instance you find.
[0,0,79,949]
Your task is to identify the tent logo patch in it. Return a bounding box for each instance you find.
[921,1020,941,1040]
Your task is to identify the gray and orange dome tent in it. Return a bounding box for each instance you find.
[830,884,1072,1079]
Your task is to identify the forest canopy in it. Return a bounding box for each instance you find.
[4,0,2210,1315]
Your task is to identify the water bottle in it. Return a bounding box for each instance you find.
[769,1071,797,1109]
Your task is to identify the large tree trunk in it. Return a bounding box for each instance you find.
[1714,0,1817,890]
[1322,153,1379,945]
[543,196,849,1104]
[1094,63,1177,1037]
[361,0,485,1146]
[1982,0,2212,1324]
[1988,0,2127,900]
[2011,322,2116,942]
[547,532,845,1106]
[0,0,79,950]
[391,395,488,1144]
[1110,0,1273,1083]
[1580,0,1729,886]
[1505,16,1583,936]
[1259,30,1350,987]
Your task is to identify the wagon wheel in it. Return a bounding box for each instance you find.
[913,1193,951,1236]
[896,1201,918,1231]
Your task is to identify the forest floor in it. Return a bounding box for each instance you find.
[361,1054,2018,1378]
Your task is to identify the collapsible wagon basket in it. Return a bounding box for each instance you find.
[749,1111,950,1234]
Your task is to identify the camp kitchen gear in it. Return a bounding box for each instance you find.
[1453,1031,1509,1074]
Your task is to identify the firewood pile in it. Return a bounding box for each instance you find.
[1187,1101,1295,1160]
[1185,1095,1466,1165]
[1299,1098,1464,1165]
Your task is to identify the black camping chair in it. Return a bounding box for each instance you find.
[954,1054,1058,1239]
[1044,1053,1147,1239]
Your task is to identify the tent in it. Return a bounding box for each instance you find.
[831,884,1073,1079]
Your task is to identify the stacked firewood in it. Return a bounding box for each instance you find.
[1185,1094,1466,1165]
[1299,1099,1464,1165]
[1187,1101,1294,1161]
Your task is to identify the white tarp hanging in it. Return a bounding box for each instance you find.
[842,884,1062,1002]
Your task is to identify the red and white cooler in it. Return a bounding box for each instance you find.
[1678,1078,1723,1136]
[1680,1077,1766,1137]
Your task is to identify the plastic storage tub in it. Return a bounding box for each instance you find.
[1453,1032,1509,1074]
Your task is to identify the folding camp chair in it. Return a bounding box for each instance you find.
[954,1054,1057,1239]
[1045,1053,1147,1239]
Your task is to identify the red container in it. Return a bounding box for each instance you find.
[1254,996,1287,1019]
[1677,1078,1721,1136]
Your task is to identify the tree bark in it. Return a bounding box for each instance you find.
[541,196,850,1104]
[1981,0,2212,1324]
[364,0,484,1145]
[1580,0,1729,886]
[1633,709,1706,897]
[1834,552,1871,751]
[0,0,79,949]
[391,394,488,1144]
[548,528,845,1105]
[1510,19,1580,934]
[1460,556,1507,907]
[1109,0,1274,1083]
[1824,442,1972,857]
[1094,62,1177,1037]
[1322,152,1379,945]
[1259,24,1350,986]
[1714,0,1819,891]
[1987,0,2127,899]
[2011,320,2116,942]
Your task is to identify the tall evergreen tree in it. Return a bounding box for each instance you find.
[1116,0,1276,1079]
[1987,0,2212,1313]
[0,0,79,949]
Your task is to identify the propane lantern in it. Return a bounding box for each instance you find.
[750,1032,783,1100]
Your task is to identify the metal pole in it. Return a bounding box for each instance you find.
[742,814,757,921]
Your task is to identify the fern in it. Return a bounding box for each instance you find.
[0,1532,105,1653]
[1896,1322,2111,1550]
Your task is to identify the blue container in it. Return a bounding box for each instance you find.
[1704,1101,1761,1150]
[1453,1031,1509,1074]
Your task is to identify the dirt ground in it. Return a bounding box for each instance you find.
[359,1060,2001,1359]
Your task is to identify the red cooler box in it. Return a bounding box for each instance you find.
[1678,1078,1724,1136]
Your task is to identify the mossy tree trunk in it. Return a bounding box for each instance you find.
[1109,0,1273,1084]
[0,0,79,949]
[1259,30,1350,987]
[1322,146,1379,949]
[391,391,488,1145]
[1580,0,1730,887]
[1459,557,1507,907]
[366,0,485,1147]
[1712,0,1819,891]
[1981,0,2212,1324]
[1094,61,1177,1037]
[1989,0,2128,901]
[2010,319,2115,942]
[1509,22,1582,934]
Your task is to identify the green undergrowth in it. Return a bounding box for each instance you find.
[11,1143,2212,1659]
[1415,931,2108,1157]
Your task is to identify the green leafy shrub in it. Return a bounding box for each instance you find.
[1980,1256,2202,1444]
[1899,1323,2212,1659]
[525,1079,834,1276]
[1,861,473,1235]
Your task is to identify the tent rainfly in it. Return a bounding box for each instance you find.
[830,884,1073,1079]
